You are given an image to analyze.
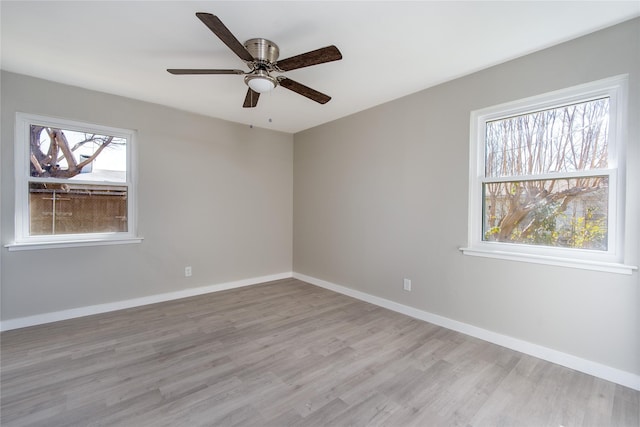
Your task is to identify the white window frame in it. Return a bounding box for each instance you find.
[461,75,636,275]
[7,113,143,251]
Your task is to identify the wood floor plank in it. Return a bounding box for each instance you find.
[1,278,638,426]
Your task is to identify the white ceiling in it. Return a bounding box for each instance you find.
[2,1,639,133]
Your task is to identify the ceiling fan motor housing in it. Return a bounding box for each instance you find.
[244,38,279,64]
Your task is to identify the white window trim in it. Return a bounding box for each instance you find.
[461,75,637,275]
[6,113,143,251]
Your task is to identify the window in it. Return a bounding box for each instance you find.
[8,113,141,250]
[463,76,636,274]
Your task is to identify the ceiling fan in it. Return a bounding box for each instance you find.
[168,13,343,108]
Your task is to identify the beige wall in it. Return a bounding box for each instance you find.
[1,71,293,319]
[293,18,640,375]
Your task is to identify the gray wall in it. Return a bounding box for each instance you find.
[1,71,293,320]
[293,18,640,375]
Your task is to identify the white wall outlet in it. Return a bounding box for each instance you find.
[403,278,411,291]
[184,266,192,277]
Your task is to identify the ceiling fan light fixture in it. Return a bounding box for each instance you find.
[244,70,277,93]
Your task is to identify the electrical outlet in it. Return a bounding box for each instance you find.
[403,278,411,291]
[184,266,192,277]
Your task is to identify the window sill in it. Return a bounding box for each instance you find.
[460,247,637,275]
[5,237,144,251]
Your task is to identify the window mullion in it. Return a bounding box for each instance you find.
[481,169,614,184]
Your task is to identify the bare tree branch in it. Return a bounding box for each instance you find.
[29,127,117,179]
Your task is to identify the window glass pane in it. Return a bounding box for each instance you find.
[483,177,608,250]
[30,125,126,182]
[485,98,609,178]
[29,182,128,235]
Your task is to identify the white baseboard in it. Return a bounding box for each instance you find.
[0,272,293,332]
[293,272,640,391]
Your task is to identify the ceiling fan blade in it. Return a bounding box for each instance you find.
[243,88,260,108]
[278,78,331,104]
[167,69,245,75]
[196,12,254,63]
[276,45,342,71]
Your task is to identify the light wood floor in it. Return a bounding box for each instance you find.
[1,278,638,426]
